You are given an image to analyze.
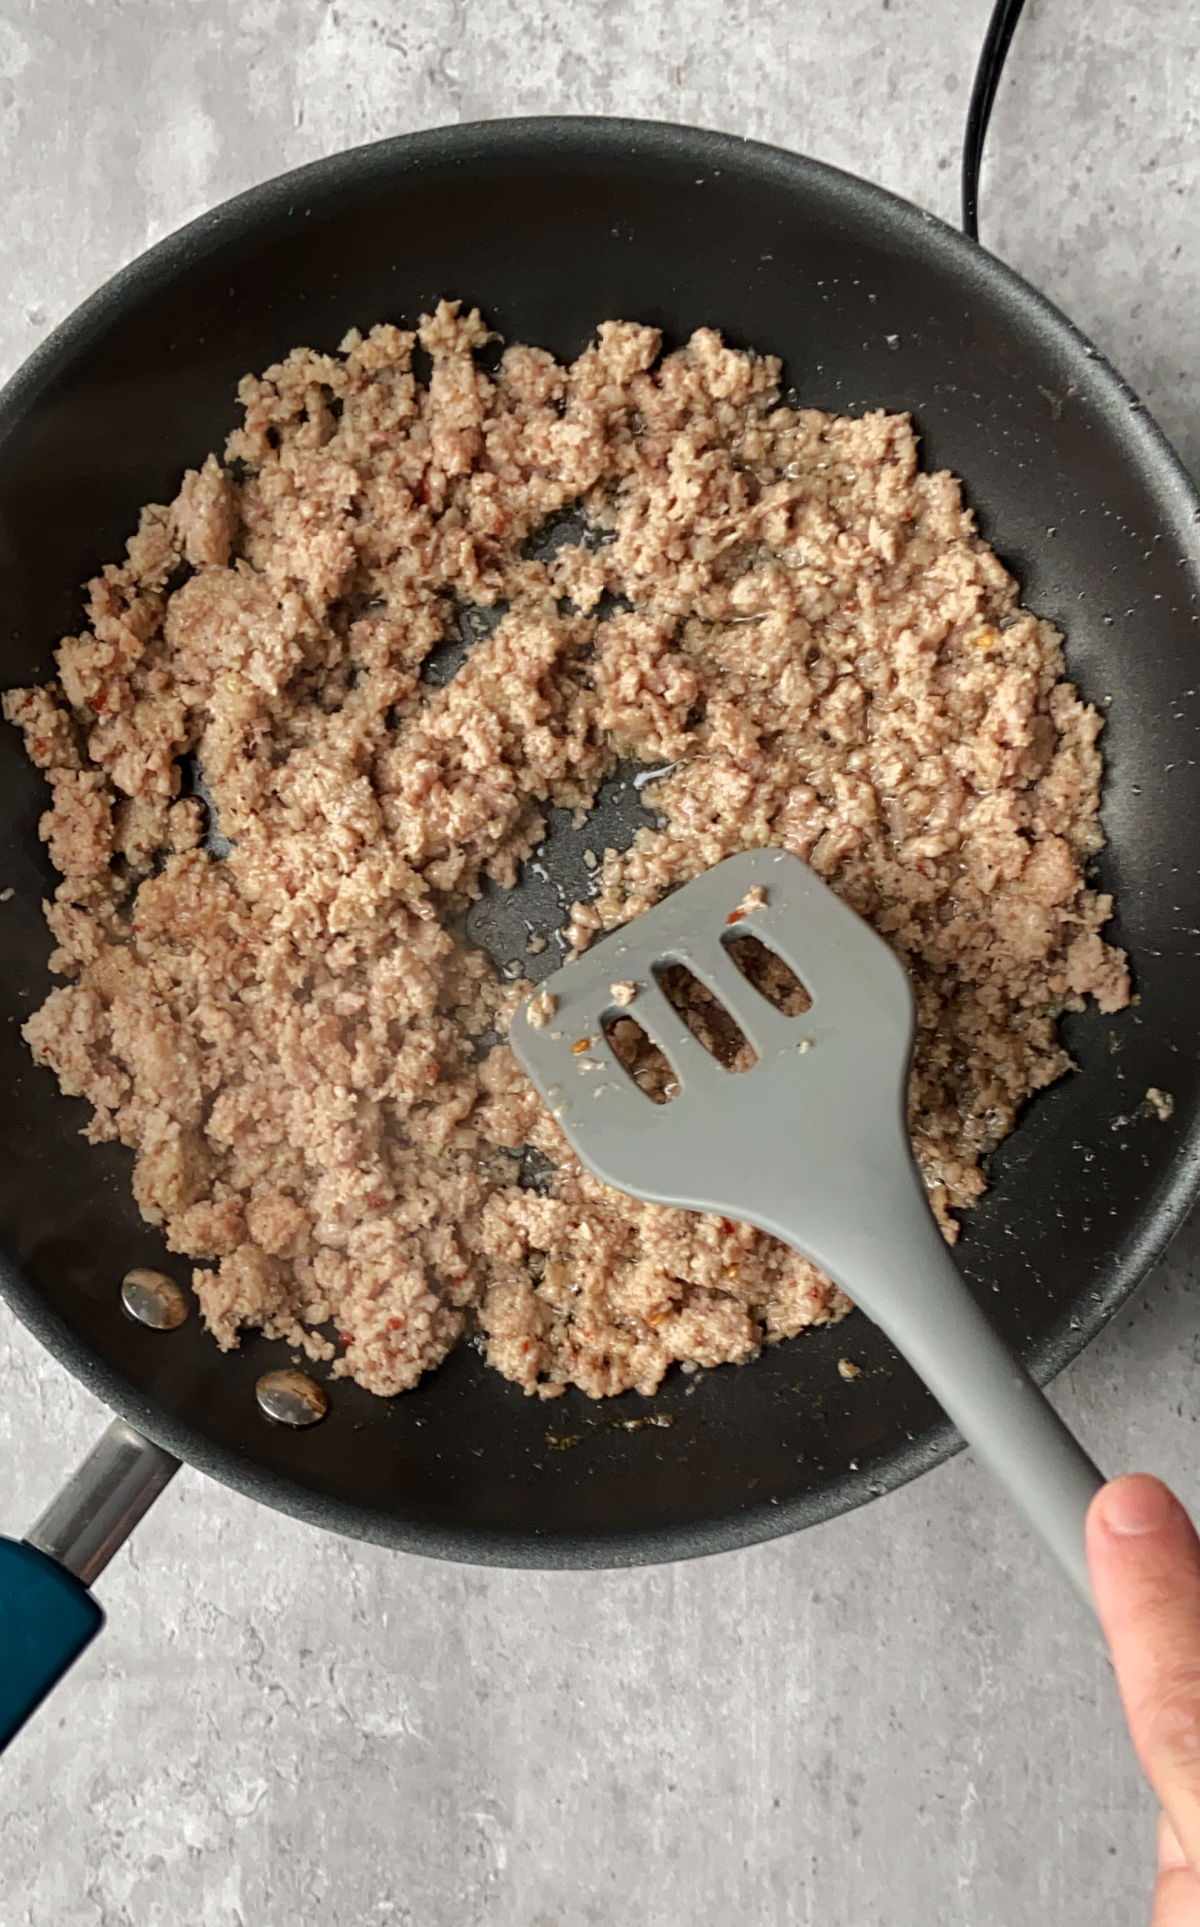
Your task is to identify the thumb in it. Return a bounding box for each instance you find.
[1089,1476,1200,1880]
[1151,1815,1200,1927]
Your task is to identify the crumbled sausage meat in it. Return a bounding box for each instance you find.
[2,303,1128,1400]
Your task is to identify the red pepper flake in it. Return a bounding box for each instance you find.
[388,1317,404,1331]
[726,909,746,925]
[425,1061,440,1084]
[338,1331,354,1346]
[720,1217,736,1235]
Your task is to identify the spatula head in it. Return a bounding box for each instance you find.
[509,849,917,1258]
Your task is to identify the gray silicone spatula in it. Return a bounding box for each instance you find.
[509,846,1105,1607]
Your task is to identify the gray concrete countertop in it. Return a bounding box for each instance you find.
[1,3,1198,1921]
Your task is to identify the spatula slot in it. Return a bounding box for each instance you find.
[602,1015,680,1104]
[722,932,812,1017]
[654,963,757,1072]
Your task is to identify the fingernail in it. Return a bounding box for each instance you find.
[1096,1475,1177,1537]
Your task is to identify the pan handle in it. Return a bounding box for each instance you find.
[0,1419,178,1750]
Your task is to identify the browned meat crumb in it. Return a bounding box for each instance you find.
[837,1357,862,1382]
[734,884,768,917]
[1144,1087,1174,1122]
[2,302,1129,1402]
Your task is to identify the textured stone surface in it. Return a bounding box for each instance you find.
[1,1,1199,1921]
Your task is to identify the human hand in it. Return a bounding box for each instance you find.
[1089,1476,1200,1925]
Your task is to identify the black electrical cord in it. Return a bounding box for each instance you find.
[961,0,1029,240]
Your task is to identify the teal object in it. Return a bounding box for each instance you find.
[0,1537,103,1749]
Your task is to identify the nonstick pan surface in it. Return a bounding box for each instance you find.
[2,118,1199,1568]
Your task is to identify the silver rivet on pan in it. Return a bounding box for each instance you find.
[121,1268,189,1330]
[255,1368,329,1428]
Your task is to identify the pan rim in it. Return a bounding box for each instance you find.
[2,113,1198,1569]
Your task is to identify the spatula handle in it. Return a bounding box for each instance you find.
[880,1256,1102,1608]
[818,1178,1104,1609]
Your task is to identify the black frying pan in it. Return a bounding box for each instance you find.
[2,119,1199,1684]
